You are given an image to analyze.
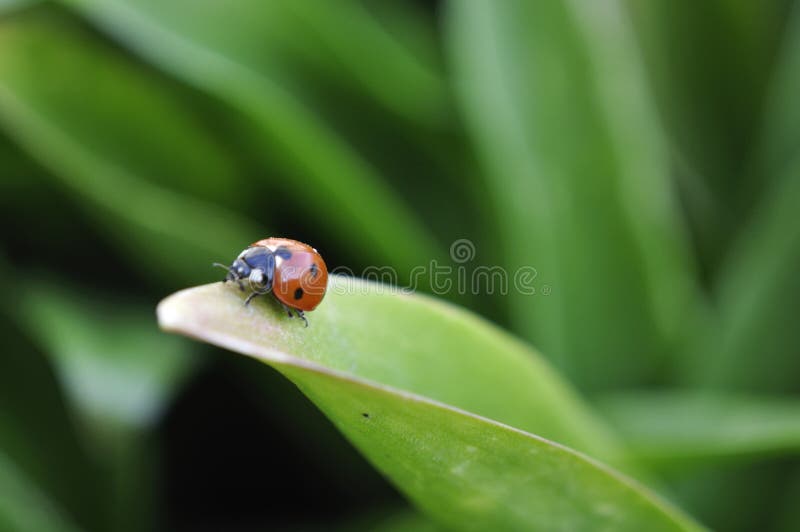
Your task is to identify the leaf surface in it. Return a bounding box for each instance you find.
[158,278,701,531]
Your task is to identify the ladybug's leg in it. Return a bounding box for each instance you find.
[279,302,294,318]
[277,303,308,327]
[244,291,260,306]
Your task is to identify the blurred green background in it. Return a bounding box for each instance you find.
[1,0,799,530]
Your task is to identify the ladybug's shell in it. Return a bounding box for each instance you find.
[250,238,328,311]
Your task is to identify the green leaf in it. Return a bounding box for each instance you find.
[12,279,198,532]
[0,10,242,204]
[280,0,447,126]
[685,2,800,391]
[625,0,787,237]
[662,2,800,394]
[157,278,702,531]
[776,471,800,532]
[744,0,800,184]
[696,0,800,393]
[347,509,441,532]
[0,0,39,13]
[663,462,790,532]
[62,0,444,277]
[446,0,697,389]
[160,278,622,463]
[17,280,197,442]
[685,162,800,391]
[0,13,264,286]
[0,450,84,532]
[0,319,102,532]
[601,391,800,469]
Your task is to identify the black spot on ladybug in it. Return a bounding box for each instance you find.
[309,263,318,278]
[362,413,370,419]
[294,288,303,300]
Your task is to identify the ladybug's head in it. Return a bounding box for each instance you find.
[214,246,275,291]
[227,258,251,282]
[213,258,250,283]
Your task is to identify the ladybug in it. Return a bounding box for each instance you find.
[216,237,328,326]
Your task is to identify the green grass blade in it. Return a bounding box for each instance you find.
[18,281,197,439]
[601,391,800,469]
[685,161,800,391]
[664,463,790,532]
[685,0,800,392]
[13,280,198,531]
[775,472,800,532]
[686,2,800,391]
[62,0,444,276]
[0,10,243,205]
[689,164,800,393]
[0,0,39,13]
[347,509,441,532]
[281,0,447,126]
[668,2,800,393]
[625,0,787,236]
[0,14,263,285]
[0,450,84,532]
[446,0,697,389]
[0,305,103,531]
[157,278,703,531]
[748,1,800,183]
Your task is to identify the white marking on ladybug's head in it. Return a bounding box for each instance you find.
[275,255,284,268]
[249,269,265,286]
[265,244,277,252]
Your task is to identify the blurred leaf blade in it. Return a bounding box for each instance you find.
[0,0,39,13]
[684,2,800,391]
[62,0,445,277]
[0,8,242,203]
[18,280,198,439]
[11,278,199,532]
[157,279,701,531]
[0,318,104,532]
[601,391,800,469]
[685,161,800,391]
[775,470,800,532]
[0,450,84,532]
[741,0,800,185]
[349,509,442,532]
[282,0,448,125]
[625,0,788,253]
[0,13,264,285]
[446,0,698,389]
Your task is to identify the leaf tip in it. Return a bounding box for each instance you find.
[156,285,196,333]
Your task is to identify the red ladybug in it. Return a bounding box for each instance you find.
[217,237,328,326]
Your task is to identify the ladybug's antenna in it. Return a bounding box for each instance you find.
[213,262,235,283]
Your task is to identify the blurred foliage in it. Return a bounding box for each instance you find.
[0,0,798,530]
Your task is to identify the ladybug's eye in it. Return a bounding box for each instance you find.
[231,259,251,279]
